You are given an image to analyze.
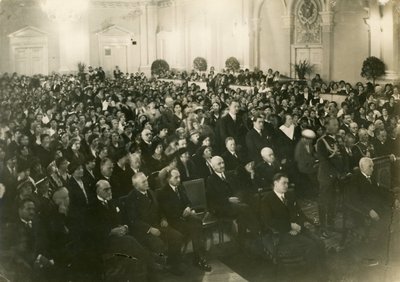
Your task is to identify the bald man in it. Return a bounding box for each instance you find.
[349,158,398,223]
[206,156,259,238]
[347,157,399,265]
[87,180,155,280]
[139,129,153,164]
[254,147,282,190]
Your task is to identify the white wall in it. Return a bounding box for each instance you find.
[331,0,369,83]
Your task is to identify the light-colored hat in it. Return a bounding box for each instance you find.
[302,129,316,139]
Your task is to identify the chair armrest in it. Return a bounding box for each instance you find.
[344,203,368,218]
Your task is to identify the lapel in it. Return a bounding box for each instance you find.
[272,192,289,211]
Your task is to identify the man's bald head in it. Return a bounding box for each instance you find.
[52,187,69,208]
[261,147,275,164]
[132,172,149,192]
[96,180,112,201]
[141,129,152,143]
[359,157,374,177]
[210,156,224,173]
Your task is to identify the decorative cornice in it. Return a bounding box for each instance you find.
[157,0,172,8]
[91,0,159,9]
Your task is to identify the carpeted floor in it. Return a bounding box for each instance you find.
[160,200,400,282]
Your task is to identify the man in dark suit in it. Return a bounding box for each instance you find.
[260,173,326,277]
[255,147,282,191]
[37,187,88,281]
[219,100,247,150]
[82,155,96,193]
[157,169,211,271]
[373,129,393,157]
[139,128,153,165]
[206,156,259,238]
[87,180,155,280]
[246,113,273,164]
[339,114,352,134]
[110,150,134,199]
[221,137,242,172]
[125,172,184,275]
[343,133,358,171]
[34,134,54,170]
[2,198,54,281]
[348,157,399,265]
[160,96,176,133]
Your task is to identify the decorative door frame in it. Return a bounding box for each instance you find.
[97,25,133,74]
[8,26,49,75]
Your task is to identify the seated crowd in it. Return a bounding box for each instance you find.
[0,67,399,281]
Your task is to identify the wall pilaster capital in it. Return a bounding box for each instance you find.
[319,11,334,32]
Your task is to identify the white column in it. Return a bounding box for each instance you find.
[172,0,186,70]
[367,1,399,82]
[381,3,399,80]
[57,16,90,74]
[281,14,293,77]
[320,11,334,81]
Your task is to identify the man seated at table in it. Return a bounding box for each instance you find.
[260,173,326,277]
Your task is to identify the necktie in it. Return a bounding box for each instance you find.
[221,173,226,181]
[366,177,372,184]
[281,195,288,206]
[24,220,32,229]
[174,188,180,199]
[102,200,108,208]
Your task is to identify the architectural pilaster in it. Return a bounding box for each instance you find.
[319,11,334,81]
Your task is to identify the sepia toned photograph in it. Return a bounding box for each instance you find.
[0,0,399,281]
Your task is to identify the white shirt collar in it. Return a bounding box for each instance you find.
[97,195,107,204]
[361,172,371,179]
[254,127,262,134]
[169,184,178,192]
[139,190,148,196]
[274,190,285,201]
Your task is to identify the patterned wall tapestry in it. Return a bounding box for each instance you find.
[295,0,322,44]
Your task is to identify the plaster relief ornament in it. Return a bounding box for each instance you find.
[295,0,322,44]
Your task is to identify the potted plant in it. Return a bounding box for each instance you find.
[294,60,314,80]
[225,57,240,72]
[151,59,170,78]
[193,57,207,72]
[361,56,385,86]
